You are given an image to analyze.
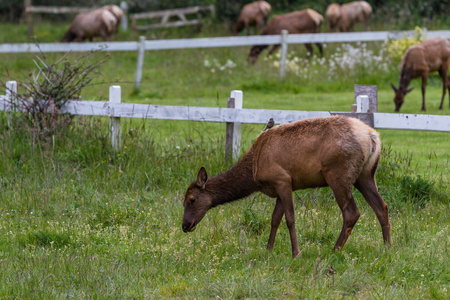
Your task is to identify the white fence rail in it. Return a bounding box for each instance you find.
[2,30,450,88]
[1,82,449,161]
[130,4,215,30]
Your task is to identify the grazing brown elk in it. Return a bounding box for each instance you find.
[326,3,350,32]
[61,8,117,42]
[341,1,372,31]
[247,9,324,64]
[182,116,392,258]
[391,37,450,112]
[232,1,272,35]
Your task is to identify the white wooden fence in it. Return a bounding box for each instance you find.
[2,30,450,88]
[1,82,449,161]
[130,5,215,30]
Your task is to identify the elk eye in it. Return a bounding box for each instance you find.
[190,198,195,204]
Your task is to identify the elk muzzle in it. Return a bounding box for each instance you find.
[182,221,197,233]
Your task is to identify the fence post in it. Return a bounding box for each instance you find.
[109,86,121,151]
[134,36,146,91]
[5,81,18,128]
[356,95,370,113]
[25,0,33,37]
[6,81,17,104]
[354,84,377,112]
[225,90,243,163]
[280,30,288,80]
[120,1,128,32]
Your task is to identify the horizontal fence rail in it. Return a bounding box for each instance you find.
[1,82,449,161]
[2,29,450,88]
[2,30,450,54]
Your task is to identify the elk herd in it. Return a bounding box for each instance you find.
[61,1,450,112]
[55,2,449,256]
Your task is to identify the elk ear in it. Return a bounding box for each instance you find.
[405,87,414,94]
[390,82,398,92]
[197,166,208,188]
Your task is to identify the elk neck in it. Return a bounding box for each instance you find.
[206,153,260,207]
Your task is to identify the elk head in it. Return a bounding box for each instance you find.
[247,45,266,64]
[182,167,213,233]
[391,82,414,112]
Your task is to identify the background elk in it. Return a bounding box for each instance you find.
[391,37,450,112]
[247,9,323,64]
[232,1,272,35]
[327,1,372,32]
[182,116,392,258]
[326,3,350,32]
[61,7,117,42]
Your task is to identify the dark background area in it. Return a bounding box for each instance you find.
[1,0,449,23]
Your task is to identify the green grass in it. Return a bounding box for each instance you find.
[0,19,449,299]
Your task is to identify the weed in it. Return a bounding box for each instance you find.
[399,175,433,208]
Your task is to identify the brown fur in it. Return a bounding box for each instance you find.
[326,3,350,32]
[247,9,324,64]
[391,37,450,112]
[232,1,272,36]
[104,5,123,33]
[61,8,117,42]
[182,116,392,258]
[341,1,372,31]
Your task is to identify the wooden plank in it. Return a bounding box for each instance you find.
[0,30,449,54]
[354,85,377,112]
[135,20,200,30]
[109,86,121,151]
[2,97,449,132]
[131,5,213,19]
[225,97,235,163]
[331,112,374,127]
[373,113,450,132]
[141,35,281,50]
[230,91,243,162]
[131,7,201,19]
[0,41,139,53]
[26,6,93,14]
[280,30,288,80]
[134,36,146,90]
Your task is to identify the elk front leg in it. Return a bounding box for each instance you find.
[275,182,300,258]
[267,197,284,251]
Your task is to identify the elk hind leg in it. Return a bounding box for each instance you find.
[438,68,449,110]
[421,73,428,111]
[354,175,392,247]
[326,174,361,251]
[267,197,284,251]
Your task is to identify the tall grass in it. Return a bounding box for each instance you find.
[0,20,449,298]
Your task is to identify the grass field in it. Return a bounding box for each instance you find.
[0,18,449,299]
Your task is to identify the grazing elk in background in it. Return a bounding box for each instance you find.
[326,3,350,32]
[61,7,117,42]
[182,116,392,258]
[327,1,372,32]
[391,37,450,112]
[247,9,323,64]
[232,1,272,35]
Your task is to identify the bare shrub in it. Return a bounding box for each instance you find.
[2,45,107,147]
